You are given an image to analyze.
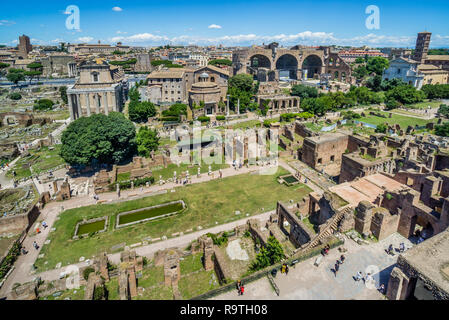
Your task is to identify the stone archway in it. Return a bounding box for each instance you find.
[302,54,323,79]
[275,54,299,80]
[249,54,272,82]
[250,54,271,69]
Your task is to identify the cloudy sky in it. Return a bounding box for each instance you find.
[1,0,449,48]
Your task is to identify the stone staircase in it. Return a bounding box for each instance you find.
[298,207,351,253]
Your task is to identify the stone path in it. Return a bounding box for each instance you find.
[213,233,413,300]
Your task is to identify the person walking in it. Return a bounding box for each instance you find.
[240,285,245,296]
[354,271,363,282]
[285,265,289,276]
[340,255,345,264]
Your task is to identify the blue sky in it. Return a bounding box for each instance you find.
[1,0,449,47]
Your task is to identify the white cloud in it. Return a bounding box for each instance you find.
[77,36,94,43]
[110,33,169,43]
[208,24,222,29]
[0,20,15,26]
[112,7,123,12]
[116,31,127,35]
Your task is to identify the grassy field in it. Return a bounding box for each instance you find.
[6,145,65,180]
[35,168,312,271]
[405,100,443,110]
[178,270,220,299]
[359,111,437,128]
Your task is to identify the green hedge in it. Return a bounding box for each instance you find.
[0,241,21,281]
[216,116,226,121]
[197,116,211,123]
[160,116,180,122]
[108,176,155,191]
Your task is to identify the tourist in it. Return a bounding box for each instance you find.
[240,285,245,296]
[21,247,28,255]
[387,244,394,255]
[378,284,386,294]
[365,273,373,285]
[340,255,345,264]
[33,241,39,250]
[334,263,339,277]
[42,221,48,229]
[36,227,40,234]
[281,264,286,274]
[236,280,241,293]
[354,271,363,282]
[399,243,405,253]
[285,265,289,276]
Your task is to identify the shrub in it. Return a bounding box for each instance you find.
[83,267,95,281]
[93,285,106,300]
[197,116,210,123]
[9,92,22,100]
[34,99,54,111]
[216,115,226,121]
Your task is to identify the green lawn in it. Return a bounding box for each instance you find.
[178,270,220,299]
[180,253,204,275]
[404,100,443,110]
[35,168,312,271]
[359,111,437,128]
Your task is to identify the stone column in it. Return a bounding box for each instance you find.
[237,99,240,115]
[226,97,230,116]
[95,94,100,114]
[104,92,109,116]
[85,94,91,116]
[68,94,75,120]
[75,94,80,118]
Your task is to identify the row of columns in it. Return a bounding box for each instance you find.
[68,91,117,120]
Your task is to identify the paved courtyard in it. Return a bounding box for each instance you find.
[213,233,413,300]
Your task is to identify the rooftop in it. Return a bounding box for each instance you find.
[401,227,449,295]
[329,173,406,207]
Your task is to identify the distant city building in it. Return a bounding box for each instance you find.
[67,60,129,120]
[338,49,388,63]
[383,32,449,88]
[144,65,229,114]
[68,42,130,55]
[18,35,32,59]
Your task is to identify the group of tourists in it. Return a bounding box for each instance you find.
[386,242,406,256]
[332,255,346,277]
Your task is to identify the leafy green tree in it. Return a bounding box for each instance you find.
[60,112,136,166]
[228,74,257,111]
[136,126,159,158]
[251,237,285,271]
[59,86,68,104]
[8,92,22,100]
[0,62,10,76]
[385,84,426,105]
[435,122,449,137]
[6,69,25,85]
[352,65,369,80]
[129,101,157,123]
[366,57,390,76]
[291,84,318,99]
[34,99,54,111]
[438,104,449,118]
[209,59,232,66]
[161,103,188,118]
[375,123,388,134]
